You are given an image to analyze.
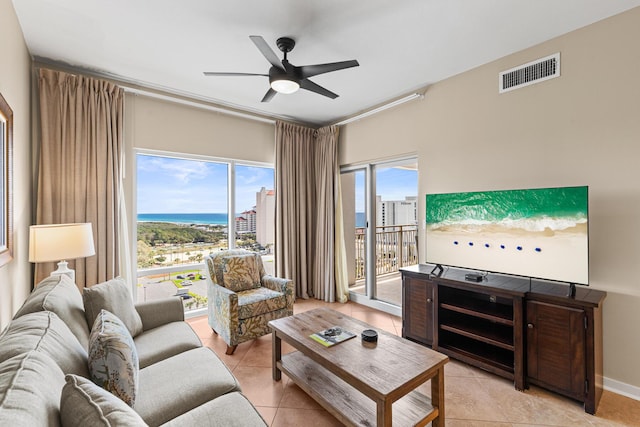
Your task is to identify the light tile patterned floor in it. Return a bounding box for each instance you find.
[187,299,640,426]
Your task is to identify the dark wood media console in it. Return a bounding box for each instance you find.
[401,264,606,414]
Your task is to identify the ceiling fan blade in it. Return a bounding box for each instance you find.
[299,60,359,79]
[261,88,277,103]
[300,79,338,99]
[249,35,283,69]
[203,72,268,77]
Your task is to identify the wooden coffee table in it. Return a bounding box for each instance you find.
[269,308,448,427]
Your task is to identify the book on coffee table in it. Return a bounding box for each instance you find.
[310,326,356,347]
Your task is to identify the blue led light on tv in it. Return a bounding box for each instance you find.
[517,246,523,251]
[535,247,542,252]
[453,241,458,245]
[500,245,506,249]
[468,242,474,246]
[485,243,490,248]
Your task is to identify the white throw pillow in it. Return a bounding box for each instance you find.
[84,277,143,337]
[60,374,147,426]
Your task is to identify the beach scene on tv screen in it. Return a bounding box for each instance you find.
[425,186,589,284]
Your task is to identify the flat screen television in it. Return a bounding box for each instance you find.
[425,186,589,285]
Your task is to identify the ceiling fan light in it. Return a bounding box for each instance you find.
[270,78,300,94]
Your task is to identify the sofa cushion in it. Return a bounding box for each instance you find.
[13,274,90,348]
[135,347,240,426]
[221,253,262,292]
[160,391,266,427]
[0,311,88,377]
[60,374,147,427]
[88,309,139,407]
[0,351,65,427]
[134,321,202,369]
[84,277,144,337]
[237,287,287,320]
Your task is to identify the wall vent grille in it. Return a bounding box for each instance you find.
[499,53,560,93]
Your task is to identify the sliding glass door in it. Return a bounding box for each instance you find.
[341,158,418,315]
[340,168,368,299]
[373,161,418,306]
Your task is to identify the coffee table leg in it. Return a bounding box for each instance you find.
[376,400,392,426]
[431,365,445,427]
[272,331,282,381]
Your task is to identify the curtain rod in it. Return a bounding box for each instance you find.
[124,87,276,125]
[332,93,424,126]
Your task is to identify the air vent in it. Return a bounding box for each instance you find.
[499,53,560,93]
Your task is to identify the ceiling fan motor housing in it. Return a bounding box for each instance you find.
[269,65,300,94]
[276,37,296,54]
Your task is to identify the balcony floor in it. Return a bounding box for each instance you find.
[349,271,402,307]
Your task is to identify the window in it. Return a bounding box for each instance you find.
[235,165,275,275]
[135,151,275,313]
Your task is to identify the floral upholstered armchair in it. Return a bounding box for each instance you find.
[205,249,294,354]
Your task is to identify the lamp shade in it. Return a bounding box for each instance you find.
[29,223,96,263]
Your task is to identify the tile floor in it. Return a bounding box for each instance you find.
[187,299,640,426]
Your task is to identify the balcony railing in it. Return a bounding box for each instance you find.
[354,224,418,280]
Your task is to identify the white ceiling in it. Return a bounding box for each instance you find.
[12,0,640,126]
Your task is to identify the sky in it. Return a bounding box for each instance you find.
[137,154,417,214]
[353,166,418,212]
[136,154,273,213]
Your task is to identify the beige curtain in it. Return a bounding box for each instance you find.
[35,69,124,289]
[334,171,350,303]
[275,121,348,301]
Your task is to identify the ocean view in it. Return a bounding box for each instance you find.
[137,213,228,225]
[138,212,367,228]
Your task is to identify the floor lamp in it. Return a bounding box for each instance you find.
[29,223,96,283]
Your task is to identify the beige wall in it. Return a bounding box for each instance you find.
[0,0,33,330]
[127,94,274,161]
[340,8,640,391]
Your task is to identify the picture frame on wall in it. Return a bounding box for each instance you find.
[0,92,14,267]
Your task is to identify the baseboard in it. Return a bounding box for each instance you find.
[604,377,640,401]
[184,307,207,319]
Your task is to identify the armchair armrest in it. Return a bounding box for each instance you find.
[262,275,295,310]
[262,275,291,293]
[207,281,239,341]
[135,297,184,331]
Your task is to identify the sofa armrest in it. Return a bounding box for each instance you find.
[135,297,184,331]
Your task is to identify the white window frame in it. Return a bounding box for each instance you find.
[132,148,274,317]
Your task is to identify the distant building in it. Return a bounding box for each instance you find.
[243,209,257,232]
[376,195,417,227]
[235,216,248,232]
[256,187,275,251]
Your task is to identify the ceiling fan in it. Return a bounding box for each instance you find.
[204,35,359,102]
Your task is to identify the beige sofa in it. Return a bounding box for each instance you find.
[0,274,266,426]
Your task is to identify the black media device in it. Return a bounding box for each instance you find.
[465,273,484,282]
[361,329,378,343]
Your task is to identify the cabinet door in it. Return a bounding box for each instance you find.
[402,275,434,345]
[527,300,585,400]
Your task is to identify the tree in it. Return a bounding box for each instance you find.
[137,240,155,268]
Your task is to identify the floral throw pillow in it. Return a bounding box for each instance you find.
[222,254,262,292]
[88,309,139,407]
